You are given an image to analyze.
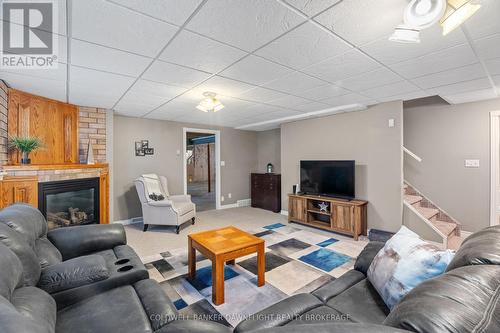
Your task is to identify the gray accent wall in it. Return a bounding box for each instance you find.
[281,101,404,232]
[404,98,500,232]
[113,115,258,221]
[256,128,281,174]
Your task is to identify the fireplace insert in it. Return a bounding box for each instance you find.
[38,178,100,230]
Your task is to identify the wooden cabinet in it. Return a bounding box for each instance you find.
[288,194,367,240]
[251,173,281,213]
[8,89,79,165]
[99,168,109,224]
[0,176,38,208]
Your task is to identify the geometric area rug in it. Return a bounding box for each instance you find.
[142,223,369,328]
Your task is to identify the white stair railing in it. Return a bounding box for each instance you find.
[403,146,422,162]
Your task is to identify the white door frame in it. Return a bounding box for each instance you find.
[490,111,500,226]
[183,127,221,210]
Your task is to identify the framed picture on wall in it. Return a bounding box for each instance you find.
[141,140,149,149]
[135,141,142,150]
[135,149,145,156]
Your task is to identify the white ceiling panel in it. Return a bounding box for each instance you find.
[267,95,311,108]
[220,55,292,85]
[283,0,341,17]
[159,30,246,73]
[362,81,420,100]
[378,90,430,103]
[238,87,289,103]
[108,0,202,26]
[464,0,500,40]
[293,101,331,112]
[297,84,349,100]
[239,104,290,118]
[321,93,376,107]
[186,0,304,51]
[145,97,198,120]
[442,88,498,105]
[314,0,408,47]
[390,44,477,79]
[143,61,211,88]
[72,0,177,57]
[428,78,492,96]
[1,64,67,82]
[486,58,500,76]
[263,71,326,95]
[70,40,151,77]
[256,22,351,70]
[337,67,401,91]
[0,72,66,102]
[474,33,500,61]
[302,49,379,83]
[411,63,486,89]
[361,25,468,66]
[187,76,255,99]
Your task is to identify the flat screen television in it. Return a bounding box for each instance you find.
[300,160,355,199]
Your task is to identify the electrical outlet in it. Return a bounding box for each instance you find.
[228,193,232,199]
[221,196,225,202]
[388,118,395,128]
[465,159,480,168]
[221,161,225,167]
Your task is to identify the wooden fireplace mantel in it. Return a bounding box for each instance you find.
[0,164,109,224]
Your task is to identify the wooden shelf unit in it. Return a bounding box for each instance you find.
[288,194,368,240]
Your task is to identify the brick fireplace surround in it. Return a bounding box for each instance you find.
[0,80,110,224]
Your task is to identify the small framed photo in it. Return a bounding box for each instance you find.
[141,140,149,149]
[135,141,142,150]
[144,148,154,155]
[135,149,145,156]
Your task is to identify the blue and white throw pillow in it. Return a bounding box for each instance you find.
[367,226,454,310]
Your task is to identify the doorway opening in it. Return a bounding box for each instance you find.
[183,128,221,212]
[491,111,500,226]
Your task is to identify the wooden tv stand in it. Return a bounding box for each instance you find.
[288,194,368,240]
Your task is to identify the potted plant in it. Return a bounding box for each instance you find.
[9,136,43,164]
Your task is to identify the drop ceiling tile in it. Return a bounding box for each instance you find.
[378,90,430,103]
[283,0,341,17]
[0,72,66,102]
[427,77,492,96]
[239,87,289,103]
[486,58,500,76]
[1,64,67,82]
[256,22,351,70]
[302,49,379,83]
[146,98,196,120]
[2,30,68,63]
[336,67,401,91]
[321,93,376,107]
[159,30,246,73]
[293,101,331,112]
[267,95,311,108]
[142,61,211,88]
[411,63,486,89]
[220,55,292,85]
[72,0,178,57]
[474,33,500,61]
[442,88,498,105]
[296,84,349,100]
[70,40,151,77]
[361,25,468,66]
[314,0,407,47]
[109,0,202,25]
[464,0,500,40]
[186,0,304,51]
[187,76,256,98]
[390,44,478,79]
[362,80,420,99]
[263,71,326,95]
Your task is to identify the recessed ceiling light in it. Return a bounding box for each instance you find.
[389,25,421,43]
[196,92,225,113]
[440,0,482,36]
[405,0,447,29]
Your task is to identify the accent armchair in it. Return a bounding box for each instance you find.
[134,174,196,233]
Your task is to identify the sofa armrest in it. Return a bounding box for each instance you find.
[47,224,126,260]
[169,194,191,202]
[147,200,174,207]
[156,320,232,333]
[312,270,366,303]
[251,323,411,333]
[38,255,109,293]
[354,241,385,275]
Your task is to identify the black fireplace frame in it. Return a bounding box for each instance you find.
[38,177,100,225]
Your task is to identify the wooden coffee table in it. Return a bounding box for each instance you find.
[188,226,265,305]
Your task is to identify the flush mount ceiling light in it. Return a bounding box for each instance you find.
[389,24,421,43]
[440,0,482,36]
[196,92,224,113]
[404,0,447,29]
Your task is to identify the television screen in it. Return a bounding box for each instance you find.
[300,160,355,199]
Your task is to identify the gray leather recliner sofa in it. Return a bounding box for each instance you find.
[235,225,500,333]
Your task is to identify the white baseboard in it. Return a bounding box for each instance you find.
[280,210,288,216]
[220,203,238,210]
[113,217,142,225]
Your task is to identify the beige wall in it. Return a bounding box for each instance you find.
[404,98,500,232]
[281,101,404,232]
[257,128,281,174]
[113,115,258,221]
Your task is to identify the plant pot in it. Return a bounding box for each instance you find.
[21,152,31,164]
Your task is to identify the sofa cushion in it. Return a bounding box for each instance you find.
[11,286,56,333]
[312,270,366,303]
[285,306,352,326]
[446,225,500,271]
[326,279,389,324]
[0,243,23,300]
[385,265,500,333]
[0,204,48,247]
[367,226,454,309]
[0,297,54,333]
[38,255,109,294]
[174,201,195,216]
[354,241,385,275]
[35,238,63,269]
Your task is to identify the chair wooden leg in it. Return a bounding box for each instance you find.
[192,217,196,225]
[176,225,180,234]
[143,224,148,232]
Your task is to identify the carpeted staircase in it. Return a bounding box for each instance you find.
[404,182,464,250]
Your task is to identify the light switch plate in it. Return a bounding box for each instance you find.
[465,159,480,168]
[221,161,225,166]
[388,118,395,128]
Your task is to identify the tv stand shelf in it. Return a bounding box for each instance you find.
[288,194,368,240]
